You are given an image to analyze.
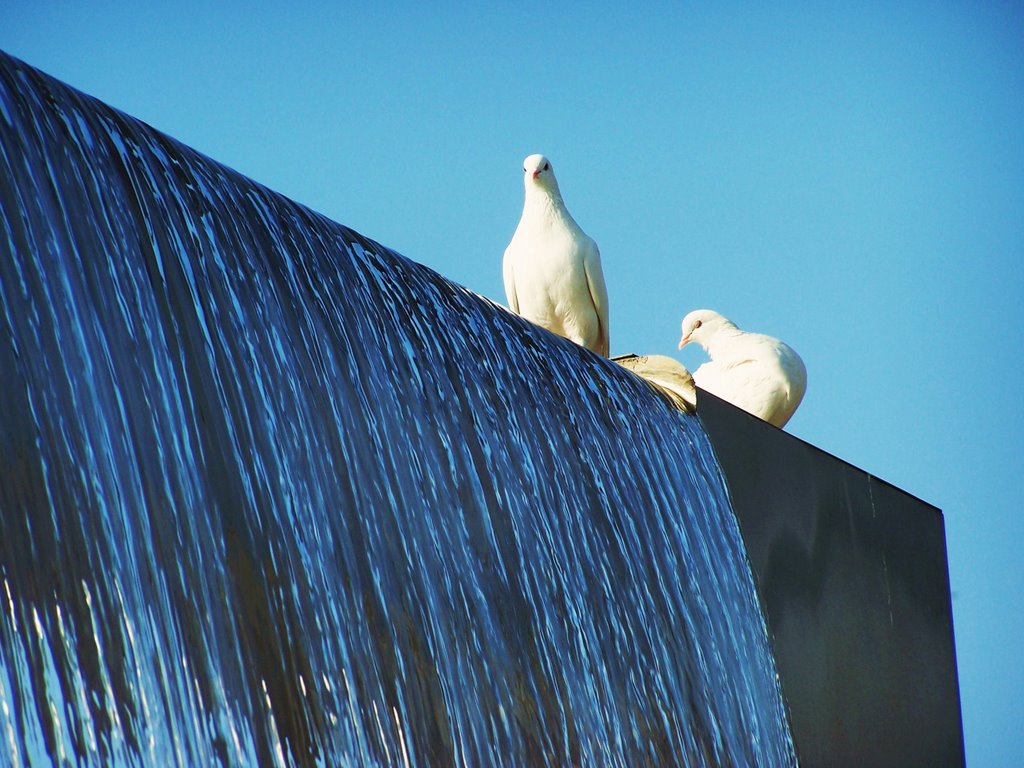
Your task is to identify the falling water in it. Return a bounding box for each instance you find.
[0,50,795,766]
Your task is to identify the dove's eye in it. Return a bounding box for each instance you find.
[694,320,703,329]
[543,162,550,171]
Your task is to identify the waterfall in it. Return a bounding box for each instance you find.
[0,50,795,766]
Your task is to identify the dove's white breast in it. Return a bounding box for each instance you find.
[504,211,605,351]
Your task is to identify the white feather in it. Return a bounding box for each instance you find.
[503,154,609,356]
[679,309,807,428]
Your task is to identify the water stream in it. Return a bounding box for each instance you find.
[0,50,795,766]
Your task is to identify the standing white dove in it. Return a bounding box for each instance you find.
[678,309,807,428]
[503,154,609,356]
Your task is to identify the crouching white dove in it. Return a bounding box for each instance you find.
[503,154,609,356]
[678,309,807,428]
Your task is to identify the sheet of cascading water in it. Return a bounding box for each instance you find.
[0,50,796,767]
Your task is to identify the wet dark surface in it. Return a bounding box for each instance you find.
[0,51,795,766]
[699,389,964,767]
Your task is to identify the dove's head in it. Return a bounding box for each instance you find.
[523,154,559,194]
[678,309,735,350]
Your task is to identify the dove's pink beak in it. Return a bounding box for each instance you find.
[678,335,690,350]
[532,170,541,179]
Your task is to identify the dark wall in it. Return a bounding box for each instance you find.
[697,390,964,767]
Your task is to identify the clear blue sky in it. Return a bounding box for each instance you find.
[3,2,1022,764]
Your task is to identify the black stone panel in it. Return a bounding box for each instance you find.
[698,389,965,767]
